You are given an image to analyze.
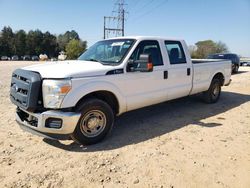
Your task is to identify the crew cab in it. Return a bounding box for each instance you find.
[10,36,231,145]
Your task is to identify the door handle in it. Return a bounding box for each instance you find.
[187,68,191,76]
[164,71,168,79]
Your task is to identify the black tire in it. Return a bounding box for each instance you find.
[202,78,221,104]
[71,98,114,145]
[234,65,239,73]
[232,64,239,74]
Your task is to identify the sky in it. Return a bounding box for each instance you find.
[0,0,249,56]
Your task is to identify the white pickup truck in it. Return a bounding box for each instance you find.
[10,36,231,145]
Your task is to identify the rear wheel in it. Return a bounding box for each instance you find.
[232,65,239,73]
[202,78,221,103]
[234,65,239,73]
[71,98,114,145]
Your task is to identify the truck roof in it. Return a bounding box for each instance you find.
[107,36,184,42]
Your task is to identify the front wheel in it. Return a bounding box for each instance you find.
[202,78,221,103]
[71,98,114,145]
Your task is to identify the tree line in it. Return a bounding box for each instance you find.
[0,26,229,60]
[0,26,87,59]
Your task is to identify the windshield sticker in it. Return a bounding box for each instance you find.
[111,42,125,46]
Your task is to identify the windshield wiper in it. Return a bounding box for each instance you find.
[87,59,114,66]
[87,58,102,63]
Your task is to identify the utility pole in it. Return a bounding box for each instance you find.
[104,0,127,39]
[122,9,125,36]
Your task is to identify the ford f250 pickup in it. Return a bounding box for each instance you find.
[10,36,231,145]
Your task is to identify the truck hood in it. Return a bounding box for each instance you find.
[22,60,115,78]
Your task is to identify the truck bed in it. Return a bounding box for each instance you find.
[190,59,231,95]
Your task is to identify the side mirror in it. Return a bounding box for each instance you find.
[133,54,153,72]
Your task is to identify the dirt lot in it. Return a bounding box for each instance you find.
[0,61,250,188]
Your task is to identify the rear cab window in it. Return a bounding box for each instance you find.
[165,41,186,65]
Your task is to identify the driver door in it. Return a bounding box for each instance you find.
[123,40,168,111]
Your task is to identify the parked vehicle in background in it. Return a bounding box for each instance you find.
[50,57,57,61]
[58,51,67,61]
[10,36,232,145]
[240,61,250,66]
[11,55,19,61]
[207,53,240,73]
[242,62,250,66]
[23,55,31,61]
[1,56,9,61]
[39,54,48,61]
[31,55,39,61]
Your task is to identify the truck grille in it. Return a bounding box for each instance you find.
[10,69,42,112]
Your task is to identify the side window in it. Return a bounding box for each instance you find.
[129,40,163,66]
[165,41,186,64]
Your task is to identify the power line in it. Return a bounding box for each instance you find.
[130,0,168,22]
[135,0,156,12]
[127,0,144,13]
[126,0,153,20]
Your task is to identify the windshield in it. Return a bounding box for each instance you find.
[78,39,135,65]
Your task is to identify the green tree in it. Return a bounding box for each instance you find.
[14,30,27,56]
[42,31,58,58]
[191,40,229,58]
[0,26,14,56]
[0,34,4,57]
[195,40,217,59]
[57,30,80,51]
[215,41,228,53]
[26,30,44,55]
[0,26,84,58]
[65,39,87,59]
[188,45,197,58]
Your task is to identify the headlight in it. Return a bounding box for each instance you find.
[42,79,71,108]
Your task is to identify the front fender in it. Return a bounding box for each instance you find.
[61,79,126,115]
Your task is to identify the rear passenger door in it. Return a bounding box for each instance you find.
[164,41,192,100]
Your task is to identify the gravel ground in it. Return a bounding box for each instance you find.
[0,61,250,188]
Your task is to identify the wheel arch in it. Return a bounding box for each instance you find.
[212,72,225,86]
[75,90,120,115]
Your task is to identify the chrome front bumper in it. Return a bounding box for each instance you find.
[16,108,81,140]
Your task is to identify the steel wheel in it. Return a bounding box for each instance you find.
[212,83,220,100]
[202,78,221,103]
[79,110,107,138]
[71,98,114,145]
